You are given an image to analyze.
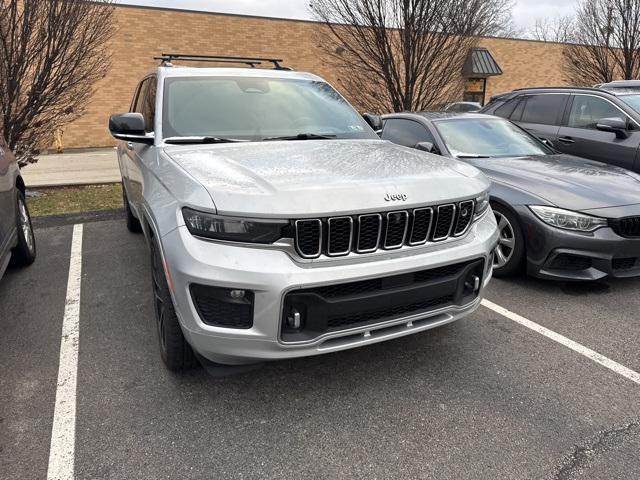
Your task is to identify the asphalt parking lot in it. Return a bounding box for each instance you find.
[1,215,639,480]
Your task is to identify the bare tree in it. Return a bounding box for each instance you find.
[310,0,515,112]
[529,16,575,42]
[0,0,115,166]
[564,0,640,86]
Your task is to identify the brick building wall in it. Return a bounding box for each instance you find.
[60,5,569,150]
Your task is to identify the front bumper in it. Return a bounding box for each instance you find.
[517,206,640,281]
[161,212,498,365]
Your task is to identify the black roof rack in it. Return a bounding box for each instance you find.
[512,86,606,94]
[154,53,292,70]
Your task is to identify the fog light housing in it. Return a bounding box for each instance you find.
[287,308,302,329]
[190,285,254,329]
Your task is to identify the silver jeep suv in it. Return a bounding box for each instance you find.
[109,54,498,370]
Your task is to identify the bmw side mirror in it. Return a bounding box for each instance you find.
[362,112,383,133]
[415,142,439,154]
[596,117,629,139]
[109,113,154,145]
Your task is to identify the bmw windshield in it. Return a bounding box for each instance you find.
[434,117,553,158]
[162,76,378,142]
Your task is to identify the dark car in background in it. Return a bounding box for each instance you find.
[379,112,640,281]
[0,135,36,280]
[439,101,482,113]
[480,87,640,172]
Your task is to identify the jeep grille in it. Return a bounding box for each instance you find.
[294,200,476,259]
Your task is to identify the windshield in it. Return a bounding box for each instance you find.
[434,117,551,158]
[162,76,377,141]
[619,94,640,113]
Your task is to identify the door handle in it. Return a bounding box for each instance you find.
[126,142,134,151]
[558,136,575,144]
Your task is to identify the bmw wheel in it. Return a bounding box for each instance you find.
[491,202,524,277]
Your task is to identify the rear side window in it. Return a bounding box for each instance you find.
[520,94,567,125]
[494,98,519,119]
[568,95,626,129]
[381,118,435,148]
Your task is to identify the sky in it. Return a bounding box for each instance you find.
[118,0,581,32]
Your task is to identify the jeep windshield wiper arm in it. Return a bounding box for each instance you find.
[263,133,337,141]
[456,154,491,159]
[164,136,247,144]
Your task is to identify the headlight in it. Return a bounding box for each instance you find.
[529,206,608,232]
[183,208,289,243]
[474,191,490,218]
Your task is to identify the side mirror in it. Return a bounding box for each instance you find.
[596,117,629,139]
[362,112,383,132]
[109,113,154,145]
[415,142,439,154]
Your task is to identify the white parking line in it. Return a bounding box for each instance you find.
[482,299,640,386]
[47,224,83,480]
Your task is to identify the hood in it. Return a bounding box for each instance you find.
[469,154,640,211]
[164,140,489,217]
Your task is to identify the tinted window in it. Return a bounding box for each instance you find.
[511,99,525,121]
[568,95,626,129]
[162,77,376,141]
[494,98,519,118]
[381,119,434,148]
[142,77,156,133]
[520,94,567,125]
[132,79,148,114]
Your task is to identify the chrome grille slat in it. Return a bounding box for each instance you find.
[409,207,433,245]
[454,200,475,236]
[294,219,322,258]
[327,217,353,256]
[357,214,382,253]
[294,200,475,258]
[383,211,409,249]
[433,204,456,241]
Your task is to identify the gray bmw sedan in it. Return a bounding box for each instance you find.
[380,112,640,281]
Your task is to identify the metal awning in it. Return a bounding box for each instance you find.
[462,48,503,78]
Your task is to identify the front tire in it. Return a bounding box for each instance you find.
[150,238,197,371]
[11,191,36,267]
[122,182,142,233]
[491,202,525,277]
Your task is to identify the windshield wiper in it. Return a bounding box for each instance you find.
[456,154,491,159]
[263,133,337,141]
[164,136,246,144]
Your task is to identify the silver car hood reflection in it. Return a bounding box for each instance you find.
[164,140,489,217]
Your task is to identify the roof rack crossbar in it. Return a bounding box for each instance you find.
[155,53,291,70]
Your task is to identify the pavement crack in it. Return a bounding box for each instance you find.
[552,420,640,480]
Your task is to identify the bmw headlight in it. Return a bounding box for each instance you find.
[183,208,289,243]
[474,191,490,218]
[529,206,608,232]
